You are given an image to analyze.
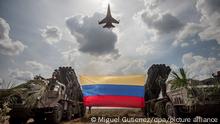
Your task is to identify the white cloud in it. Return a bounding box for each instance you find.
[25,60,51,71]
[196,0,220,44]
[61,48,81,69]
[74,56,146,76]
[41,26,62,45]
[182,52,195,65]
[180,42,189,47]
[199,25,220,44]
[80,60,115,75]
[2,0,220,80]
[9,69,33,81]
[136,43,155,56]
[0,78,4,89]
[141,0,184,35]
[0,77,2,85]
[0,18,26,56]
[120,60,145,75]
[174,23,204,46]
[142,12,184,34]
[170,64,178,71]
[182,52,220,80]
[0,77,8,89]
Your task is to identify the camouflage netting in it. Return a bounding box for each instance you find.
[0,79,48,108]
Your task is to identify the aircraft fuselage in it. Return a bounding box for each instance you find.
[98,4,119,28]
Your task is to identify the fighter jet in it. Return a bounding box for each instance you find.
[98,4,119,28]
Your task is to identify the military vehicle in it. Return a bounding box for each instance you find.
[166,77,220,118]
[144,64,220,120]
[8,67,85,124]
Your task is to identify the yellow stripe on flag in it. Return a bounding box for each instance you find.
[80,75,146,86]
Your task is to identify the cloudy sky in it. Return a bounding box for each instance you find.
[0,0,220,84]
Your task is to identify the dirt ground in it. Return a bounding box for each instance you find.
[61,108,170,124]
[3,108,172,124]
[62,108,144,124]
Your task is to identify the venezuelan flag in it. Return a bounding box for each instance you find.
[80,75,146,108]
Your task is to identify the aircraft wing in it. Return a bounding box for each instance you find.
[99,17,107,24]
[111,17,119,24]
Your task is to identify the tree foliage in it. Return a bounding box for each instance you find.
[170,68,188,90]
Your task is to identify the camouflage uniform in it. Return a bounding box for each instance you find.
[158,76,167,98]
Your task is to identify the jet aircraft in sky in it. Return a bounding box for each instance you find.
[98,4,119,28]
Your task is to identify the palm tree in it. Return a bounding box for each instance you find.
[0,80,16,102]
[170,68,188,90]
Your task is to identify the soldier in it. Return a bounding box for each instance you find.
[158,66,170,98]
[158,75,167,98]
[88,106,92,114]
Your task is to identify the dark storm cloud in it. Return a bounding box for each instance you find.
[0,18,26,56]
[65,13,120,58]
[154,13,184,33]
[142,12,184,34]
[198,0,220,43]
[198,0,220,14]
[175,0,220,46]
[196,0,220,27]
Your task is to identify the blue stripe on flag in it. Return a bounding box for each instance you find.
[82,84,144,97]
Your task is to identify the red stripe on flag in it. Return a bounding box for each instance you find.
[83,96,145,108]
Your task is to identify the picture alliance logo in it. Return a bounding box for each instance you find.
[168,117,218,123]
[90,116,219,123]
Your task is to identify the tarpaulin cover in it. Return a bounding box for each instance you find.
[80,75,146,108]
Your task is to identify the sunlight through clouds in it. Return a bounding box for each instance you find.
[0,0,219,82]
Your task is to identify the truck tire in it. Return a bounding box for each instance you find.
[79,103,86,117]
[9,116,27,124]
[79,92,86,117]
[34,117,45,124]
[154,101,166,117]
[65,105,73,121]
[165,102,179,119]
[34,112,45,124]
[74,103,86,118]
[47,103,63,124]
[144,100,156,117]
